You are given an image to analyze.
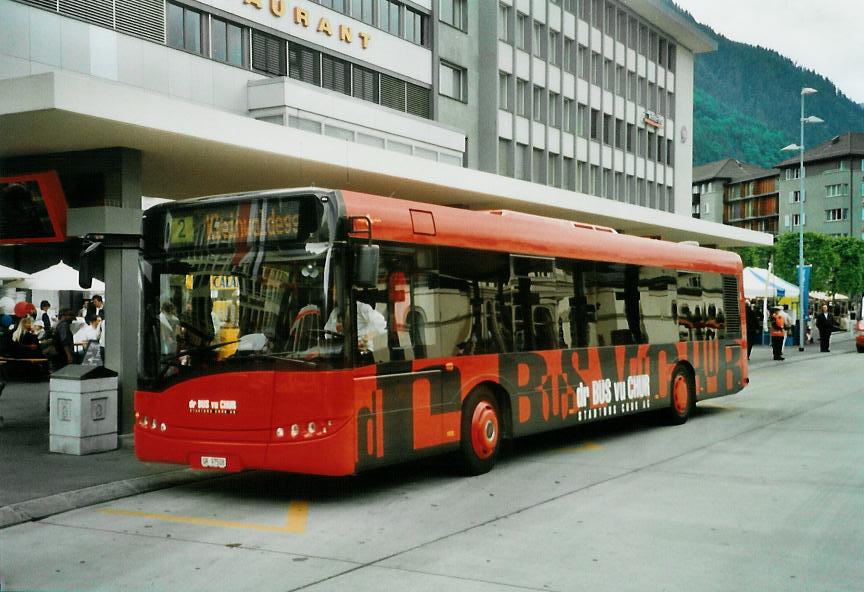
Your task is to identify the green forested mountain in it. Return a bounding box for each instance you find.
[664,2,864,168]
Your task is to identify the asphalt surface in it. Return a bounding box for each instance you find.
[0,332,860,591]
[0,332,856,526]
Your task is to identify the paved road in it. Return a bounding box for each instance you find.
[2,347,863,591]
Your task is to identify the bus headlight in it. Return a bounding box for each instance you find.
[290,424,300,438]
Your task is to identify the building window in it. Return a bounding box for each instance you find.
[826,208,848,221]
[254,31,287,76]
[404,7,424,45]
[353,65,379,103]
[516,13,529,50]
[549,154,560,187]
[314,0,346,10]
[516,143,529,180]
[440,0,466,31]
[439,61,467,101]
[563,38,574,73]
[628,71,636,101]
[211,17,245,67]
[532,85,545,122]
[379,0,402,35]
[563,98,574,133]
[603,59,613,91]
[590,108,599,140]
[322,54,352,95]
[826,183,849,197]
[602,113,612,145]
[351,0,375,25]
[533,148,545,183]
[564,157,575,189]
[548,92,560,127]
[498,138,512,176]
[516,79,529,116]
[614,118,624,149]
[287,41,319,83]
[533,21,546,58]
[578,104,588,137]
[666,138,673,165]
[549,30,560,66]
[626,123,634,152]
[498,3,511,42]
[499,72,511,110]
[591,165,601,195]
[790,190,801,203]
[167,3,203,54]
[591,52,601,85]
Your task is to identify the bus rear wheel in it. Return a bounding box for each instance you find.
[665,366,693,425]
[460,388,501,475]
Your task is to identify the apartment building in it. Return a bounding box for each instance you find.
[691,158,778,234]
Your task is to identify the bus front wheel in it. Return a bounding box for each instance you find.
[665,366,693,425]
[460,388,501,475]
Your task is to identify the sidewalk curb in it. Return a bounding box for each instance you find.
[0,469,223,530]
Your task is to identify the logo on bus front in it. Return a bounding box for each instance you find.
[189,399,238,414]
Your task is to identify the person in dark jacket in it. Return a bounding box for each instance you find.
[745,300,760,360]
[39,300,52,332]
[52,308,76,370]
[815,303,833,352]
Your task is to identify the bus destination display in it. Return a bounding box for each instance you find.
[166,200,301,249]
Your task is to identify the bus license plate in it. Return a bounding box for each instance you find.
[201,456,227,469]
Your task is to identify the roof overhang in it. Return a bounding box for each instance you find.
[0,72,769,248]
[622,0,717,54]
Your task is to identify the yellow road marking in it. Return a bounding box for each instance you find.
[98,500,309,534]
[552,441,602,454]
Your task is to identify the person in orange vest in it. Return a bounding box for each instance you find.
[770,306,786,361]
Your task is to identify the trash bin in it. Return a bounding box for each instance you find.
[49,365,119,455]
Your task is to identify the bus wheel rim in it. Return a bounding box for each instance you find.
[470,402,499,460]
[673,375,689,414]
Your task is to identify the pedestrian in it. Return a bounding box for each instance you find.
[89,295,105,320]
[770,306,785,361]
[39,300,53,332]
[745,300,759,360]
[11,316,42,358]
[73,313,102,363]
[815,303,833,353]
[52,308,76,370]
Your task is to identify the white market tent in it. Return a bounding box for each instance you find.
[0,264,30,281]
[743,267,800,299]
[8,261,105,292]
[809,290,848,302]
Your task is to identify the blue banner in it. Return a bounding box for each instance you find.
[797,264,811,317]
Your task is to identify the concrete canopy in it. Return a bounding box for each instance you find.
[0,72,771,248]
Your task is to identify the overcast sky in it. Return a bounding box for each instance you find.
[674,0,864,103]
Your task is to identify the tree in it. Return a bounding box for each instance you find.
[732,245,774,269]
[774,233,839,292]
[833,236,864,296]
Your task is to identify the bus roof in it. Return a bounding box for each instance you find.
[340,190,743,275]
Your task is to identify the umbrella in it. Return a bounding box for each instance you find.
[8,261,105,292]
[0,264,29,281]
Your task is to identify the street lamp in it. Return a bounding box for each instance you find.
[781,87,823,352]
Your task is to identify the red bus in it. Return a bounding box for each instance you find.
[134,188,748,475]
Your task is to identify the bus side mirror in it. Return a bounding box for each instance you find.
[79,241,102,290]
[355,244,380,288]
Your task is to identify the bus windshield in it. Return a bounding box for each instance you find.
[139,243,345,389]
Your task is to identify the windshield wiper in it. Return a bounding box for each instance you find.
[241,351,318,367]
